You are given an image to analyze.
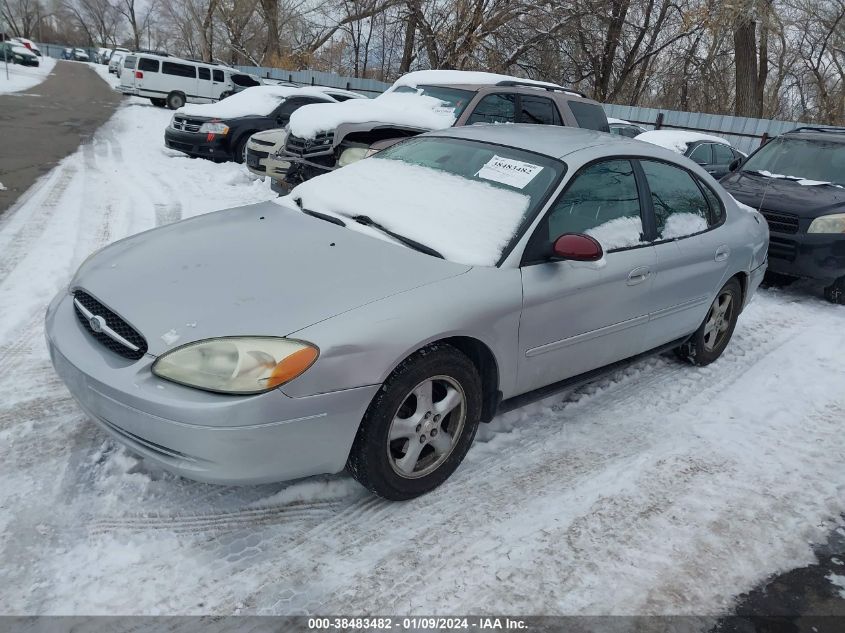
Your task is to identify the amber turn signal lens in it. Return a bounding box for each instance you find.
[267,346,319,388]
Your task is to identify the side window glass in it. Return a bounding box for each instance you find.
[198,67,210,80]
[162,62,196,78]
[520,96,561,125]
[713,143,735,164]
[688,144,711,165]
[568,101,609,131]
[467,94,516,124]
[213,69,224,82]
[137,58,158,72]
[699,180,725,226]
[641,160,710,240]
[545,159,644,251]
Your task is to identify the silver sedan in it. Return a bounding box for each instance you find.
[45,125,769,500]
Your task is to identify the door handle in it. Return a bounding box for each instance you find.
[627,266,651,286]
[715,245,730,262]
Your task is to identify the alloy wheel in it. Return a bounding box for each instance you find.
[703,291,734,352]
[387,375,466,479]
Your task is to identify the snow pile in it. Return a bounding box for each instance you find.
[284,157,530,265]
[585,216,644,250]
[288,92,458,139]
[828,574,845,599]
[178,86,309,118]
[0,55,56,95]
[661,212,708,239]
[752,170,843,188]
[636,130,730,154]
[389,69,564,91]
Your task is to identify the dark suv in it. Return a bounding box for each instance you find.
[274,76,609,192]
[720,127,845,303]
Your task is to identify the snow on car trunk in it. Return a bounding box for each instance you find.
[285,157,530,266]
[636,130,731,154]
[288,92,457,139]
[176,85,300,118]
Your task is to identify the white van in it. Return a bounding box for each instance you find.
[118,52,262,109]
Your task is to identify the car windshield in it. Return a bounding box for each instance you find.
[392,85,474,117]
[288,136,564,266]
[742,136,845,186]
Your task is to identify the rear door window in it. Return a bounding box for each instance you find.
[467,94,517,124]
[123,55,136,69]
[519,96,562,125]
[137,58,158,72]
[640,160,710,240]
[568,101,609,131]
[198,67,210,80]
[162,62,196,78]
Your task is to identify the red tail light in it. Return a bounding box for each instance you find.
[135,71,143,79]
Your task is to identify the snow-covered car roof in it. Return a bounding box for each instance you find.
[389,69,565,92]
[177,86,342,119]
[635,130,731,154]
[288,92,458,140]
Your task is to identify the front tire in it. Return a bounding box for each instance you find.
[150,98,166,107]
[166,91,186,110]
[233,135,251,164]
[675,278,742,366]
[347,344,482,500]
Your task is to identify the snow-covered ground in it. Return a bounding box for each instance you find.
[1,83,845,618]
[0,55,56,94]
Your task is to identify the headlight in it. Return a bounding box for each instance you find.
[199,121,230,134]
[152,337,318,394]
[338,147,369,167]
[807,213,845,234]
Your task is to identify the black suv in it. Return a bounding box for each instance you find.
[720,127,845,303]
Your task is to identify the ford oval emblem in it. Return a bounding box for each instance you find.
[89,315,106,333]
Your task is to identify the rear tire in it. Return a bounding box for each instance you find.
[824,277,845,305]
[675,278,742,366]
[166,91,186,110]
[347,344,482,500]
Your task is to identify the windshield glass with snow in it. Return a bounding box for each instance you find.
[288,137,564,266]
[742,137,845,186]
[392,85,474,117]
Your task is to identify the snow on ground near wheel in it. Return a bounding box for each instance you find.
[0,55,56,94]
[636,129,732,153]
[1,92,845,617]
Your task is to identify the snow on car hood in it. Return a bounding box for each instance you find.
[285,157,530,266]
[288,92,457,139]
[177,86,310,119]
[71,202,469,355]
[635,130,730,154]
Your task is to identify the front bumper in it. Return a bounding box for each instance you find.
[45,290,379,485]
[767,231,845,283]
[164,128,233,161]
[245,145,270,175]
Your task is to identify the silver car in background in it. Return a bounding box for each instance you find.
[45,126,768,500]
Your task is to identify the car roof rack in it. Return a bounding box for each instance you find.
[788,126,845,134]
[494,80,588,99]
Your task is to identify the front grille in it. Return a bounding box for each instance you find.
[768,236,797,261]
[285,132,334,157]
[171,116,203,133]
[251,137,275,148]
[247,148,269,160]
[73,290,148,360]
[760,209,800,234]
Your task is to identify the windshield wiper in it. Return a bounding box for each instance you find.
[350,215,444,259]
[293,197,346,226]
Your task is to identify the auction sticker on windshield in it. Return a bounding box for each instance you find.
[477,155,543,189]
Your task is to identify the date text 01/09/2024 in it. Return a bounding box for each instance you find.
[306,617,528,630]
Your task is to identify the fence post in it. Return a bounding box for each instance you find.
[655,112,664,130]
[760,132,769,147]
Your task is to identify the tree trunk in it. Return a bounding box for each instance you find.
[399,3,417,72]
[734,17,759,117]
[261,0,280,61]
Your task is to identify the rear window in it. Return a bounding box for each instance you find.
[568,101,610,132]
[198,67,210,80]
[162,62,196,78]
[137,58,158,72]
[123,56,136,70]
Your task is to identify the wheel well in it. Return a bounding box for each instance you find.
[732,272,748,310]
[437,336,501,423]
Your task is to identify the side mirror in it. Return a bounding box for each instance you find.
[552,233,603,262]
[728,158,742,172]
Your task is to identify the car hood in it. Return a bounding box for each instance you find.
[721,171,845,218]
[71,202,471,356]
